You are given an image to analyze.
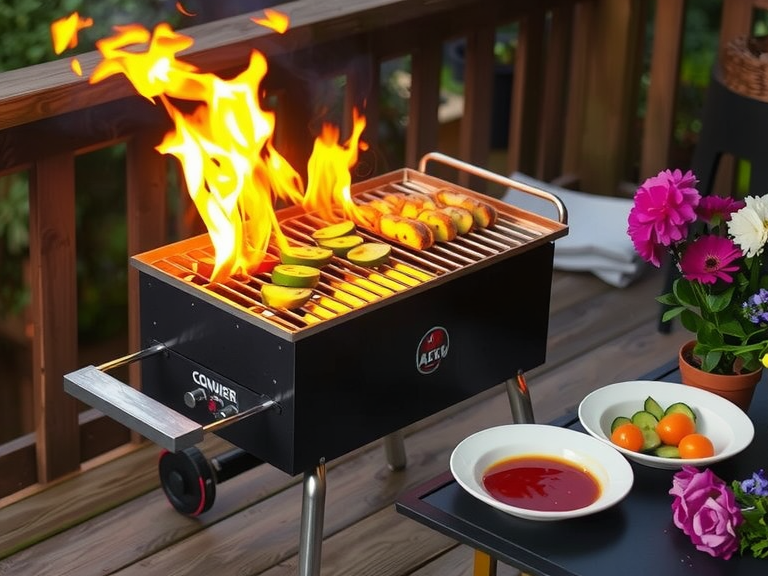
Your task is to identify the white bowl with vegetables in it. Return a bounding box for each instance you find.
[578,380,755,469]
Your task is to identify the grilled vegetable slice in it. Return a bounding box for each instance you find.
[347,242,392,267]
[434,188,498,228]
[378,214,434,250]
[271,264,321,288]
[280,246,334,267]
[417,209,458,242]
[311,221,356,241]
[317,234,365,256]
[440,206,474,235]
[261,285,313,309]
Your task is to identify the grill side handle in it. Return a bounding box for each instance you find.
[63,345,205,452]
[418,152,568,225]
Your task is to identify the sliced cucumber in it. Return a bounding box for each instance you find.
[280,246,334,267]
[311,220,356,241]
[610,416,632,433]
[641,429,662,452]
[631,410,659,431]
[643,396,665,421]
[261,285,313,310]
[347,242,392,267]
[665,402,697,423]
[317,234,365,256]
[654,445,681,459]
[271,264,321,288]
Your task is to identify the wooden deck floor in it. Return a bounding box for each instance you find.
[0,265,691,576]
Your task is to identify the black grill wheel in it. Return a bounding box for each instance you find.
[158,447,216,516]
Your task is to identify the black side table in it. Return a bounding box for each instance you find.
[396,362,767,576]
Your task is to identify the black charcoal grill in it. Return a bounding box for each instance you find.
[64,153,567,576]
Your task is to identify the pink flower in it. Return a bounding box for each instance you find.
[679,235,742,284]
[627,169,701,267]
[697,196,745,225]
[670,465,743,559]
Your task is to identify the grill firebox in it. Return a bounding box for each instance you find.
[130,161,566,474]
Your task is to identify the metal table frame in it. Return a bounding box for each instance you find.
[395,360,767,576]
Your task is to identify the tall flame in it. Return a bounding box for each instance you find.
[66,12,367,282]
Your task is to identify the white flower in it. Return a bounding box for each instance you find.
[728,196,768,258]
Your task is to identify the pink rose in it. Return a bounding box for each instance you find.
[670,465,744,559]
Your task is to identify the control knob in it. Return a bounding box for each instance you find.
[184,388,207,408]
[214,404,238,420]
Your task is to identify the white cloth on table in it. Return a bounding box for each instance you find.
[500,172,646,288]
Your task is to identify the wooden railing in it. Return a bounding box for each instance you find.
[0,0,760,503]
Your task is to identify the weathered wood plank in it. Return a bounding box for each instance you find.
[508,6,546,176]
[28,154,80,482]
[640,0,685,178]
[578,0,644,195]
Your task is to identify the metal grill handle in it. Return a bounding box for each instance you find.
[63,344,206,452]
[418,152,568,225]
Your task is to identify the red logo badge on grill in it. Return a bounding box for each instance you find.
[416,326,450,374]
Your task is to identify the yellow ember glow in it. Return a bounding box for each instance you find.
[79,12,368,283]
[50,12,93,55]
[71,58,83,76]
[251,9,290,34]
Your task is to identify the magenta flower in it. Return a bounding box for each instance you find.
[670,466,743,560]
[679,235,742,284]
[627,169,701,267]
[697,196,745,225]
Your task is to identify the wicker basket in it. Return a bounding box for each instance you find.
[721,35,768,101]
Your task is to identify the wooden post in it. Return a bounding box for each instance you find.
[406,35,441,170]
[28,154,80,482]
[640,0,685,180]
[508,7,546,178]
[126,130,169,443]
[578,0,644,196]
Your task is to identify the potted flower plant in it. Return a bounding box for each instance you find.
[627,169,768,409]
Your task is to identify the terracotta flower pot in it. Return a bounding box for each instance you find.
[678,341,761,412]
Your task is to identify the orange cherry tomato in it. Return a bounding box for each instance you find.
[610,422,645,452]
[656,413,696,446]
[678,433,715,459]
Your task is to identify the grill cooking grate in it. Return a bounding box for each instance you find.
[134,168,566,337]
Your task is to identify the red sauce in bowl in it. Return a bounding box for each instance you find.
[482,455,601,512]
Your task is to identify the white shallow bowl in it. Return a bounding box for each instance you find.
[578,380,755,470]
[450,424,634,521]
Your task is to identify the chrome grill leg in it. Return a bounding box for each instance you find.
[298,460,326,576]
[384,430,407,471]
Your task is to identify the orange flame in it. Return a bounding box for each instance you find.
[74,11,367,282]
[175,2,197,17]
[251,9,290,34]
[51,12,93,55]
[303,108,370,224]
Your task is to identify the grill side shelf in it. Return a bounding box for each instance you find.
[64,366,204,452]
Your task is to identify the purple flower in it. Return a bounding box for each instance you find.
[670,465,744,559]
[740,469,768,497]
[679,235,742,284]
[743,290,768,325]
[697,196,745,225]
[627,169,701,267]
